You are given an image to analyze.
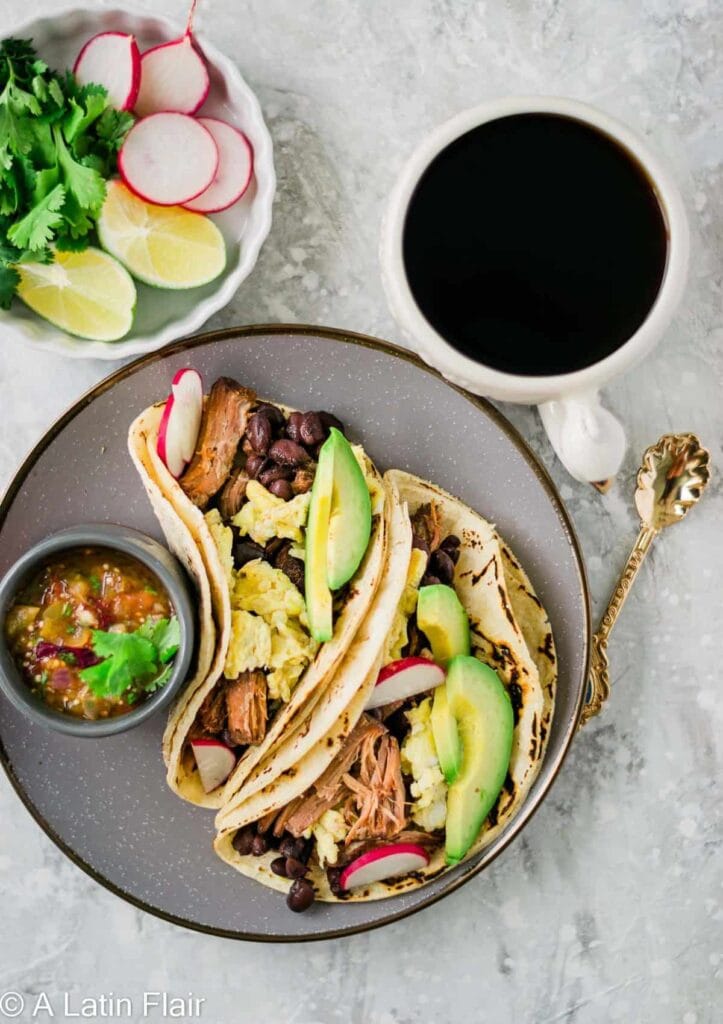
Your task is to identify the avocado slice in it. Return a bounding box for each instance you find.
[326,428,372,590]
[416,584,471,665]
[444,656,514,865]
[431,684,461,783]
[304,436,335,642]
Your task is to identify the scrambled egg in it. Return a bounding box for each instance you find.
[224,610,271,677]
[224,560,318,699]
[234,560,307,621]
[383,547,428,664]
[305,809,348,867]
[205,509,234,593]
[232,481,311,546]
[401,696,448,831]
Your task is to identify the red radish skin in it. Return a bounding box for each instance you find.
[119,113,218,206]
[157,368,204,478]
[365,656,445,710]
[134,35,210,117]
[340,844,431,891]
[73,32,141,111]
[190,738,236,793]
[183,118,254,213]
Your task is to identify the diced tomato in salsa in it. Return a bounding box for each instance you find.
[4,548,174,720]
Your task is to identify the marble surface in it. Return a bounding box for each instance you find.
[0,0,721,1021]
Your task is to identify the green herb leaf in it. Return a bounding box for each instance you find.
[80,630,158,698]
[138,617,181,663]
[0,263,20,309]
[78,615,180,700]
[52,127,105,213]
[6,182,65,250]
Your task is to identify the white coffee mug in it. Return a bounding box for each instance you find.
[380,96,689,484]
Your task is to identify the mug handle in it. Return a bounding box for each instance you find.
[538,390,626,487]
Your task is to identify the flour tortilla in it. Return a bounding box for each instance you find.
[215,477,413,829]
[129,396,389,808]
[214,470,556,900]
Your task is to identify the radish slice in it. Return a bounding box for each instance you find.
[340,844,431,891]
[157,368,203,478]
[119,113,218,206]
[134,34,209,117]
[183,118,254,213]
[73,32,141,111]
[190,738,236,793]
[365,657,445,710]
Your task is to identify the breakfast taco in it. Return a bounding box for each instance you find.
[213,470,556,909]
[129,372,390,808]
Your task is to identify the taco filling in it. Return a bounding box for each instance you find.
[174,377,381,793]
[226,502,516,911]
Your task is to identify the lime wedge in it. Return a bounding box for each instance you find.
[97,180,226,289]
[16,248,136,342]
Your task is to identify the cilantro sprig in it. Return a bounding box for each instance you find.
[0,37,134,307]
[79,616,181,704]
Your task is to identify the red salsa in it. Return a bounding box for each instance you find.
[4,547,178,720]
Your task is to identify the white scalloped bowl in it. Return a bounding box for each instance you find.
[0,6,275,359]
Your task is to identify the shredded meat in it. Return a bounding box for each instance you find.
[342,731,407,843]
[226,671,268,746]
[179,378,256,509]
[410,502,442,555]
[274,715,407,844]
[197,686,227,735]
[275,715,386,837]
[218,466,250,519]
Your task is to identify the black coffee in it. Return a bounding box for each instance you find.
[402,113,668,376]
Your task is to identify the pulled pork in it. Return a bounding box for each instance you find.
[179,377,255,509]
[197,686,227,735]
[410,502,441,556]
[226,671,268,747]
[218,466,250,519]
[273,715,407,843]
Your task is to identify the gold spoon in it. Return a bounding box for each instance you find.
[581,432,711,725]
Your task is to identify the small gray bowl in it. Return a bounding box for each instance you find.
[0,525,195,738]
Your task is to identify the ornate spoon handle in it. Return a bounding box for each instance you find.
[580,525,656,725]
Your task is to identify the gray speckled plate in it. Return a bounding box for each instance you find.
[0,325,590,941]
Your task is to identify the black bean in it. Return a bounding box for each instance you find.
[439,535,461,563]
[259,464,293,487]
[326,867,344,897]
[269,479,293,500]
[285,857,308,879]
[299,411,325,446]
[234,539,265,567]
[269,439,310,466]
[270,856,288,877]
[292,466,315,495]
[285,411,304,443]
[232,827,255,855]
[430,548,456,585]
[286,878,315,912]
[279,836,299,860]
[246,413,273,454]
[318,411,344,434]
[251,834,268,856]
[255,402,285,428]
[245,454,267,479]
[275,549,305,591]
